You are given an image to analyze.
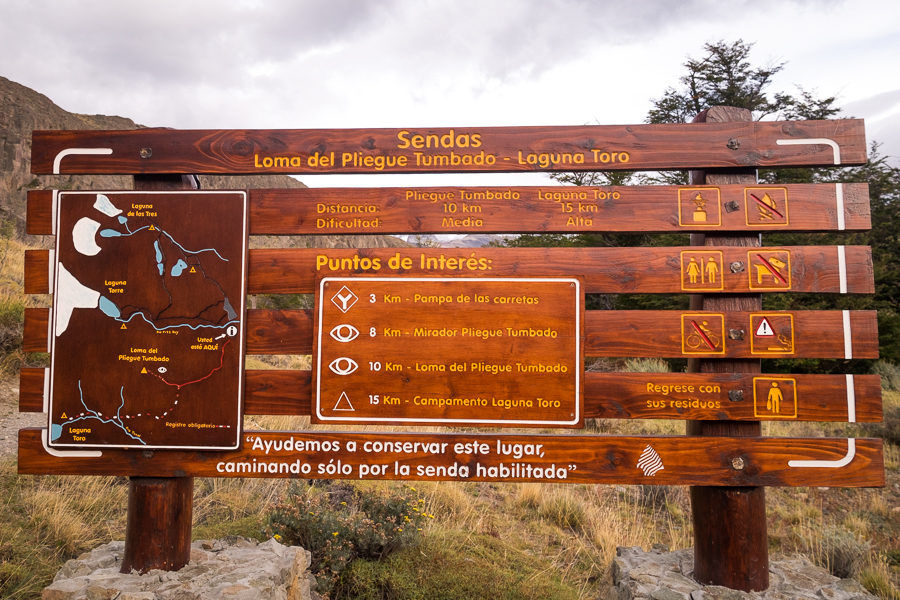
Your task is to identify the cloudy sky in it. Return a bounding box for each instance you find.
[2,0,899,187]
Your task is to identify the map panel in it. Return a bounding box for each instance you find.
[48,191,248,449]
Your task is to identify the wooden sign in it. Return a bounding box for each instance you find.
[250,247,870,295]
[586,373,882,421]
[27,183,871,235]
[586,310,879,359]
[17,428,883,487]
[313,277,583,427]
[18,368,882,424]
[25,246,874,296]
[30,120,866,175]
[22,307,878,360]
[46,191,248,449]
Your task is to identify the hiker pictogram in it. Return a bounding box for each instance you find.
[753,377,798,418]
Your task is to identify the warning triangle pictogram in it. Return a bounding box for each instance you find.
[333,391,355,411]
[755,318,774,336]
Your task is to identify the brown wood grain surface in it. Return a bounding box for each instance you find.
[30,121,867,175]
[26,183,872,235]
[22,308,878,358]
[18,368,881,423]
[16,428,883,487]
[21,246,874,295]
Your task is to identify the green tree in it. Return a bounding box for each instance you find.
[504,39,900,364]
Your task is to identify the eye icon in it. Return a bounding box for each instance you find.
[329,324,360,343]
[328,357,358,376]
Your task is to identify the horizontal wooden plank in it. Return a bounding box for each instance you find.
[26,190,54,235]
[31,121,867,175]
[19,368,46,412]
[23,308,50,353]
[586,372,881,421]
[24,308,878,359]
[26,184,872,235]
[24,249,51,294]
[25,246,873,296]
[18,369,880,423]
[586,310,879,359]
[250,183,870,234]
[17,428,883,487]
[247,247,872,295]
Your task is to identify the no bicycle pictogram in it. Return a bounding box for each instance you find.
[680,314,725,355]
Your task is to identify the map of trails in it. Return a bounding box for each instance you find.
[48,191,248,450]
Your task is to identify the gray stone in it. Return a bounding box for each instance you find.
[42,537,319,600]
[610,547,875,600]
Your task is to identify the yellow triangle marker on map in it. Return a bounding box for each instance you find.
[121,324,127,329]
[149,225,156,231]
[141,367,148,374]
[61,412,68,419]
[190,266,197,273]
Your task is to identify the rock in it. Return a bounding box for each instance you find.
[42,537,319,600]
[610,547,875,600]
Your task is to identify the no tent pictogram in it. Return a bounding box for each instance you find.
[745,187,789,226]
[680,314,726,355]
[677,188,722,226]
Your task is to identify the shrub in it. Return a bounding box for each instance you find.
[874,361,900,392]
[266,482,429,596]
[807,526,870,579]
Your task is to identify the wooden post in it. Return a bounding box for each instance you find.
[688,106,769,591]
[121,173,198,574]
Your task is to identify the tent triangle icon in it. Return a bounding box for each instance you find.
[333,391,355,411]
[756,318,774,337]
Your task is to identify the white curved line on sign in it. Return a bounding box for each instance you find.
[788,438,856,468]
[52,148,113,174]
[41,428,103,458]
[775,138,840,165]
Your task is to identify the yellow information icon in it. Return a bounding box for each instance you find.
[680,251,724,291]
[749,313,795,355]
[678,188,722,227]
[753,377,798,418]
[681,313,726,355]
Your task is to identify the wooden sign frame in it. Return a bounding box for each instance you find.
[31,120,866,175]
[46,191,249,450]
[17,428,884,488]
[27,183,871,235]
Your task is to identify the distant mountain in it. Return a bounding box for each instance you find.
[405,233,512,248]
[0,75,405,250]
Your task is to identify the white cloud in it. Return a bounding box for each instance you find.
[1,0,897,170]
